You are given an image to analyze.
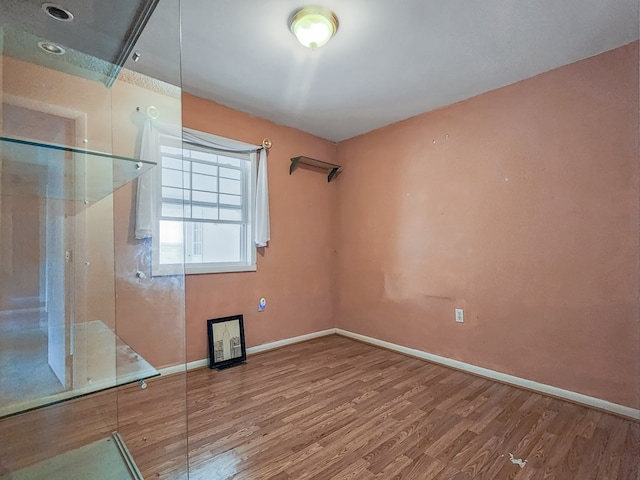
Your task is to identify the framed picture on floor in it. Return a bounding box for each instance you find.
[207,314,247,369]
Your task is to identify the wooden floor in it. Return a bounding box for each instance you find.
[1,335,638,479]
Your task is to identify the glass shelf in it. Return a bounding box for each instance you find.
[0,320,160,420]
[0,136,155,203]
[5,432,144,480]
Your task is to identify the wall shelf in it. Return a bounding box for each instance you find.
[290,156,341,182]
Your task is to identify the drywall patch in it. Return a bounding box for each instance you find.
[509,453,527,469]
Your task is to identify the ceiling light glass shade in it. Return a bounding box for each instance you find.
[288,6,338,49]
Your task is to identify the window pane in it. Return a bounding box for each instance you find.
[193,173,217,191]
[162,186,190,201]
[159,140,253,270]
[192,205,218,220]
[162,202,186,218]
[217,155,241,167]
[200,223,242,263]
[219,208,242,221]
[159,220,184,264]
[192,223,203,257]
[162,168,184,188]
[219,167,241,180]
[162,156,183,170]
[193,162,217,176]
[160,145,182,156]
[192,190,218,204]
[219,178,241,195]
[219,193,241,206]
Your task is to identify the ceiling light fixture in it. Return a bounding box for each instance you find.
[42,3,74,22]
[38,41,66,55]
[288,6,338,49]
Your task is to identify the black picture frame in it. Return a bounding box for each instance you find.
[207,314,247,370]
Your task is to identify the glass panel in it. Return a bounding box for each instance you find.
[161,145,183,156]
[163,186,190,201]
[0,137,154,203]
[0,0,188,478]
[159,220,185,264]
[163,167,186,188]
[162,155,184,170]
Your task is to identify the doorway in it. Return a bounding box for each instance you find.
[0,101,78,414]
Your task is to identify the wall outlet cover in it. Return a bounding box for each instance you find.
[455,308,464,323]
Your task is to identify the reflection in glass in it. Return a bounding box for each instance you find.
[0,0,187,477]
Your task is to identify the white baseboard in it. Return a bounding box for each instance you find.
[179,328,338,373]
[157,364,188,377]
[246,328,337,355]
[336,328,640,421]
[185,359,209,371]
[156,327,638,420]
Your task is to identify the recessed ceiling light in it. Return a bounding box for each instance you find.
[38,41,66,55]
[42,3,74,22]
[288,6,338,49]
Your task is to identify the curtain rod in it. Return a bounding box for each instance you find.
[182,137,272,154]
[182,139,262,154]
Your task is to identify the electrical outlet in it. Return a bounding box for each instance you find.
[455,308,464,323]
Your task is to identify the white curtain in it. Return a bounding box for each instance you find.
[135,122,271,248]
[134,120,158,239]
[134,119,180,240]
[254,148,270,247]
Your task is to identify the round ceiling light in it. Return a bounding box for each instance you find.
[38,41,66,55]
[288,6,338,49]
[42,3,74,22]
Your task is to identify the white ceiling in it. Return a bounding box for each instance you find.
[177,0,638,142]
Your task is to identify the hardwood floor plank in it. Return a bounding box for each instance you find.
[393,454,445,480]
[1,335,638,479]
[595,414,629,480]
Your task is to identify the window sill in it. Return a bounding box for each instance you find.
[152,263,256,277]
[185,264,257,275]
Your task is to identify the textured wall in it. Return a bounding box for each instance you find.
[335,43,639,408]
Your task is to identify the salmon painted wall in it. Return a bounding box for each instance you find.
[182,93,337,363]
[335,42,640,409]
[110,77,185,369]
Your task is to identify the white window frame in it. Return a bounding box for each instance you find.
[152,129,257,276]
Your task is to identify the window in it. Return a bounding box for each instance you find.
[153,131,256,275]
